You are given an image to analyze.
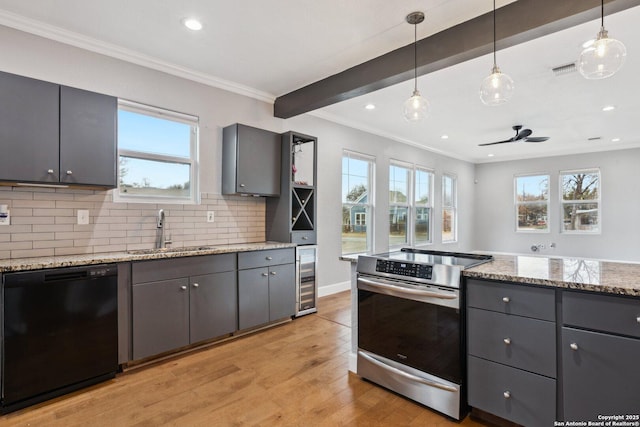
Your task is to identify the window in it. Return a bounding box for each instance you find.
[115,100,199,203]
[442,173,457,243]
[414,167,433,245]
[342,151,374,254]
[515,174,549,232]
[560,169,600,233]
[389,162,411,248]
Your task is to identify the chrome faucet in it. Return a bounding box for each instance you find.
[156,209,171,249]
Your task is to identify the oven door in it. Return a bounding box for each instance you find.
[357,274,462,384]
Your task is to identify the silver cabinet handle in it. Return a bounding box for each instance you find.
[239,184,246,187]
[636,316,640,324]
[262,272,268,277]
[192,283,199,288]
[503,391,511,399]
[502,297,510,303]
[570,343,579,351]
[503,338,511,345]
[180,285,187,291]
[302,236,308,240]
[266,256,273,260]
[47,169,54,174]
[270,271,277,275]
[66,170,73,175]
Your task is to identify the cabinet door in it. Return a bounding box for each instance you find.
[268,263,296,321]
[236,125,281,196]
[189,271,238,343]
[0,71,59,183]
[60,86,117,187]
[132,278,189,360]
[562,327,640,420]
[238,267,270,330]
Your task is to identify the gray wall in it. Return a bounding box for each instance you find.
[473,148,640,261]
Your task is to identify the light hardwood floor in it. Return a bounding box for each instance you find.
[2,291,487,426]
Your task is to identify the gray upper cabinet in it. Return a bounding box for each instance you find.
[222,123,281,196]
[0,71,117,188]
[0,71,60,183]
[60,86,117,187]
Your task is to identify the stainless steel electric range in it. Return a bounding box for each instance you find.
[356,248,493,420]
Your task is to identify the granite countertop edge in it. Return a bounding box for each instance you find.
[0,242,297,273]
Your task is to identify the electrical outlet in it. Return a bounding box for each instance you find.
[207,211,215,223]
[77,209,89,225]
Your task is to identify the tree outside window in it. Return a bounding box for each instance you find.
[515,174,549,232]
[561,170,600,233]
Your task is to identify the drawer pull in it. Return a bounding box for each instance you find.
[266,256,273,260]
[503,338,511,345]
[302,236,309,240]
[47,169,54,174]
[502,297,510,303]
[192,283,199,288]
[503,391,511,399]
[637,316,640,324]
[570,343,579,351]
[270,271,277,275]
[262,273,268,277]
[66,170,73,175]
[180,285,187,291]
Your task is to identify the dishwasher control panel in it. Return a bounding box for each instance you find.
[375,259,433,280]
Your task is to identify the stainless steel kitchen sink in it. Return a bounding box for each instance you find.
[127,246,213,255]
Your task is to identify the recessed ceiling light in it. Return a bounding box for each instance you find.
[365,103,375,110]
[602,105,616,112]
[183,18,203,31]
[612,137,621,142]
[441,134,449,140]
[487,154,495,157]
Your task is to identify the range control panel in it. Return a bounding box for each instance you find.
[375,259,433,280]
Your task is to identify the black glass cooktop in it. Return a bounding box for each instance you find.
[373,248,493,269]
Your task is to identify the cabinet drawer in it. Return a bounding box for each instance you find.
[467,279,555,321]
[562,327,640,419]
[468,308,556,377]
[238,248,295,269]
[132,253,236,284]
[291,230,316,245]
[468,356,556,427]
[563,291,640,338]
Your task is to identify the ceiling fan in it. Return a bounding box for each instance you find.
[479,125,550,146]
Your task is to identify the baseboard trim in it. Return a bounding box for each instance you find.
[318,280,351,297]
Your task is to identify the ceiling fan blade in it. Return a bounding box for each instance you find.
[516,129,533,140]
[478,140,513,146]
[524,137,549,142]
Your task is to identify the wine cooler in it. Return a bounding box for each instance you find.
[295,245,318,316]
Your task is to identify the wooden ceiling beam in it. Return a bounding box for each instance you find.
[274,0,640,118]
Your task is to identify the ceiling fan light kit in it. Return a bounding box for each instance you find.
[578,0,626,79]
[480,0,515,106]
[403,11,430,122]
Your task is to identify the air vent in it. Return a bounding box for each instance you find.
[552,62,577,76]
[587,137,602,141]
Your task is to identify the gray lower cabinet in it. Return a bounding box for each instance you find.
[238,249,295,330]
[131,254,237,360]
[0,71,117,187]
[466,279,556,427]
[561,291,640,420]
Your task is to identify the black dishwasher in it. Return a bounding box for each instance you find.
[1,264,118,413]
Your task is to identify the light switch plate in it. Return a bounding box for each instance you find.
[207,211,215,223]
[77,209,89,225]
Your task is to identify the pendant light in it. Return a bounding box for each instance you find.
[402,11,429,122]
[578,0,627,79]
[479,0,514,106]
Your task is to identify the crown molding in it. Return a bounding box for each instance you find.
[0,10,276,104]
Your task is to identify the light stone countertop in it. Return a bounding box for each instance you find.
[0,242,296,273]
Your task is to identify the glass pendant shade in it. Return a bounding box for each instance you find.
[578,28,627,79]
[403,89,429,121]
[480,66,515,106]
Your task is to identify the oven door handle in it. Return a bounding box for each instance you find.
[359,350,458,392]
[358,277,457,300]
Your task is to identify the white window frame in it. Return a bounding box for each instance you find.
[514,173,550,233]
[414,166,434,246]
[389,160,412,250]
[559,168,601,234]
[114,100,200,204]
[342,150,375,255]
[442,173,457,243]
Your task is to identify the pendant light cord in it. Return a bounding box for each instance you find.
[493,0,497,67]
[414,21,418,92]
[601,0,604,28]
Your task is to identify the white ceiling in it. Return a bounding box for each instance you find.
[0,0,637,164]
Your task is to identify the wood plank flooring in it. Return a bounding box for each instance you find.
[2,290,487,426]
